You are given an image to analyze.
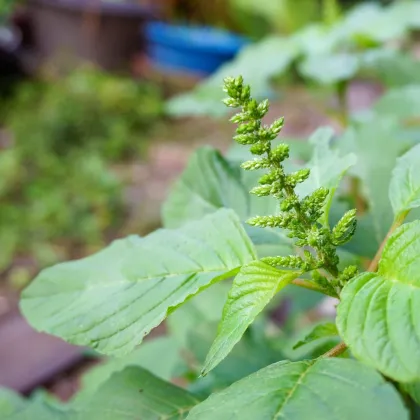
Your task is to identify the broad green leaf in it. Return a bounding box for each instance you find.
[75,337,183,403]
[292,322,338,350]
[166,36,297,118]
[187,358,408,420]
[163,147,293,257]
[202,261,300,375]
[20,209,256,356]
[389,143,420,217]
[295,127,356,226]
[299,53,360,85]
[374,85,420,120]
[76,367,200,419]
[337,221,420,382]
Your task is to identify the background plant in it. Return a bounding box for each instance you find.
[0,66,163,286]
[167,0,420,120]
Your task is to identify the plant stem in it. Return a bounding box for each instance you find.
[336,80,349,127]
[292,278,338,298]
[368,211,409,272]
[322,342,347,358]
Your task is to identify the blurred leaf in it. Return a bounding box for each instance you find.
[75,337,184,403]
[295,127,356,226]
[374,85,420,120]
[338,118,402,246]
[0,388,26,417]
[389,143,420,217]
[166,36,297,117]
[76,367,200,419]
[292,322,338,349]
[299,53,360,85]
[186,320,281,397]
[167,282,230,348]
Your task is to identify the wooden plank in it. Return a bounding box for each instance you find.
[0,309,84,393]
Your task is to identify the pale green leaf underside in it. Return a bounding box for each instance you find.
[187,359,407,420]
[337,221,420,382]
[20,209,256,356]
[389,143,420,216]
[163,146,293,257]
[293,322,338,350]
[202,261,300,375]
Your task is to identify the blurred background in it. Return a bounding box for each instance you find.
[0,0,419,407]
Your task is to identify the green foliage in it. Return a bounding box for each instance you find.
[0,67,163,282]
[15,75,420,418]
[167,0,420,118]
[337,220,420,382]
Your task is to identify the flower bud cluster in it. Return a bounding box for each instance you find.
[223,76,357,294]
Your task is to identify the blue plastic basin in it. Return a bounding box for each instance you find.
[144,22,248,75]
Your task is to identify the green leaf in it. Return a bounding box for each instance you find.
[11,367,200,420]
[202,261,300,375]
[295,127,356,226]
[187,358,408,420]
[163,147,251,227]
[167,282,229,348]
[20,209,256,356]
[374,85,420,120]
[340,2,407,43]
[7,400,72,420]
[163,147,293,257]
[299,53,360,85]
[389,143,420,217]
[292,322,338,350]
[166,36,297,118]
[0,388,26,417]
[337,220,420,382]
[361,50,420,87]
[186,319,280,398]
[75,336,183,403]
[77,367,200,419]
